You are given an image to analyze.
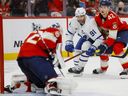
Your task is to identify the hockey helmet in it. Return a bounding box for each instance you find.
[99,0,112,6]
[51,23,63,34]
[75,7,86,17]
[51,23,60,29]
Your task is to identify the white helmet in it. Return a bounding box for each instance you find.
[75,7,86,17]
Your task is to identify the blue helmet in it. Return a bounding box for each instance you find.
[100,0,111,6]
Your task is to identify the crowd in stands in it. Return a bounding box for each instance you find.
[0,0,128,17]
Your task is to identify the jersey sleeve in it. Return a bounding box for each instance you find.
[65,17,77,41]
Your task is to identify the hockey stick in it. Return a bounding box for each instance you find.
[111,47,128,58]
[64,51,86,62]
[34,24,65,76]
[32,22,56,59]
[64,48,128,62]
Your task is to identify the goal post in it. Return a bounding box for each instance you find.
[0,15,4,93]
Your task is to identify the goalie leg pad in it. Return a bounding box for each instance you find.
[11,74,27,88]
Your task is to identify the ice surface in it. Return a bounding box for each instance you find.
[3,57,128,96]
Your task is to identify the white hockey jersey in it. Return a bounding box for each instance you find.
[66,15,90,41]
[66,15,103,48]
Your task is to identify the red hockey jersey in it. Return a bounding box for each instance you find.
[18,27,62,58]
[95,11,128,38]
[95,10,128,46]
[95,10,128,33]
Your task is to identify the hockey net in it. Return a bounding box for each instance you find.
[0,17,68,94]
[0,15,4,93]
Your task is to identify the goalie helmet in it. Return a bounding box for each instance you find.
[75,7,86,17]
[99,0,112,6]
[51,23,63,35]
[51,23,60,29]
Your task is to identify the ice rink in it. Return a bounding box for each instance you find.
[3,56,128,96]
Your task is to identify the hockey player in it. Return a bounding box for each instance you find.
[65,7,104,75]
[93,0,128,78]
[16,23,76,94]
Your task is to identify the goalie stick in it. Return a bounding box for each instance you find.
[64,47,128,62]
[33,23,65,77]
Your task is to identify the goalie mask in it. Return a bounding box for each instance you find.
[51,23,63,35]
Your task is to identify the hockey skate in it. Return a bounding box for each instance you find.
[93,68,106,74]
[68,67,84,76]
[44,81,62,95]
[119,69,128,79]
[4,85,14,93]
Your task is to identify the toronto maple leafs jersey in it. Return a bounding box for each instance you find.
[66,15,103,48]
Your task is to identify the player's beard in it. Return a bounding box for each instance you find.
[78,18,85,25]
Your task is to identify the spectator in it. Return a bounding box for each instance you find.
[33,0,49,16]
[10,0,27,16]
[2,0,10,16]
[66,0,79,16]
[79,0,86,8]
[115,1,128,15]
[0,1,2,15]
[0,0,10,16]
[79,0,98,16]
[80,0,97,8]
[48,0,63,17]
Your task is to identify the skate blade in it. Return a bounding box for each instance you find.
[92,72,106,75]
[120,75,128,79]
[73,73,83,77]
[48,90,59,95]
[67,72,83,77]
[46,90,71,96]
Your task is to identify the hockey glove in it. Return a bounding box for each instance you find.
[96,44,108,55]
[86,45,97,56]
[82,35,88,40]
[65,40,74,52]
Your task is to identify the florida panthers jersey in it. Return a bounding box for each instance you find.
[18,27,62,58]
[95,10,128,39]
